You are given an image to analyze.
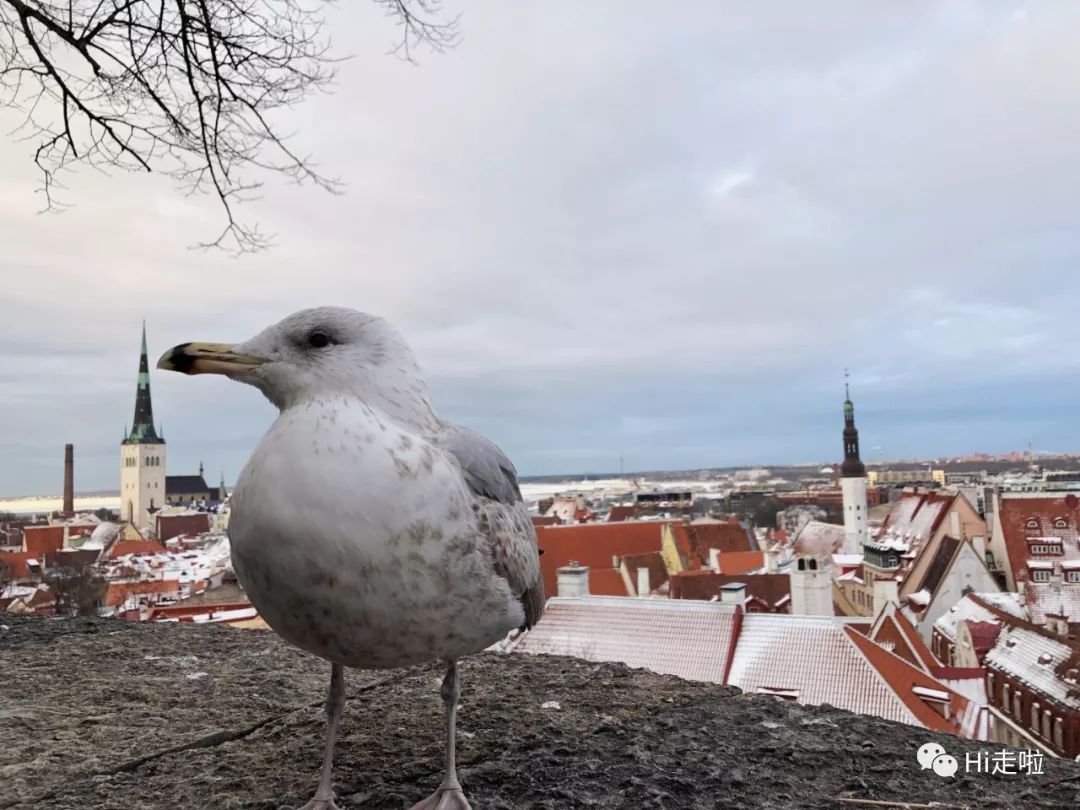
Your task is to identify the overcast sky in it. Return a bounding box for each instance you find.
[2,1,1080,495]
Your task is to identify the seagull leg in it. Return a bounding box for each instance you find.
[409,659,472,810]
[299,662,345,810]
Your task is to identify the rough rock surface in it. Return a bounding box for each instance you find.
[1,616,1078,809]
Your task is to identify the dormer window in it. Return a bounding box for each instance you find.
[1054,518,1068,529]
[1026,518,1039,530]
[1031,569,1051,583]
[911,686,951,718]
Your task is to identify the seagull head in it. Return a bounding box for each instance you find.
[157,306,437,425]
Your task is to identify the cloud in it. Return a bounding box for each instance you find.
[2,1,1080,494]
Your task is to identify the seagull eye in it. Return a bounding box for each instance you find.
[308,330,332,349]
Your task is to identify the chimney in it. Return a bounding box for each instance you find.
[765,545,779,574]
[63,444,74,515]
[557,561,590,598]
[718,582,746,607]
[709,547,722,572]
[637,566,650,597]
[873,577,899,616]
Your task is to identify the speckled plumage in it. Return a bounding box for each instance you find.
[229,395,537,669]
[159,306,544,809]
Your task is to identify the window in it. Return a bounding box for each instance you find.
[1013,692,1022,719]
[1002,683,1010,708]
[1031,702,1040,732]
[1067,571,1080,584]
[1042,709,1051,741]
[1054,717,1064,750]
[1054,518,1068,529]
[808,559,818,571]
[1031,570,1051,583]
[1026,519,1039,529]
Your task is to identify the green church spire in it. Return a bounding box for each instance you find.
[124,321,165,445]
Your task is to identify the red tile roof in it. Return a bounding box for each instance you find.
[966,620,1003,657]
[44,548,101,570]
[531,516,560,527]
[792,521,845,555]
[997,494,1080,588]
[846,627,979,736]
[104,579,181,607]
[108,540,167,559]
[515,596,738,683]
[517,599,986,738]
[876,490,955,549]
[588,568,629,596]
[669,571,790,611]
[714,550,765,575]
[674,519,755,563]
[23,526,65,557]
[869,603,940,672]
[619,551,668,594]
[535,521,673,598]
[156,513,211,541]
[0,551,37,580]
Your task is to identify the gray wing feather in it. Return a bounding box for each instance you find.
[432,422,545,629]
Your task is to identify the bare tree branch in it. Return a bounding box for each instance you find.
[0,0,457,252]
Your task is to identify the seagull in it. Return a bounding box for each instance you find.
[157,307,544,810]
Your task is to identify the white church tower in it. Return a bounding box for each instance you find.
[120,323,167,532]
[789,552,834,616]
[840,378,868,555]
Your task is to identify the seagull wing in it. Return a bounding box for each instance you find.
[432,422,545,629]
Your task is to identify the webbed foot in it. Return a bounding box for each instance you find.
[409,786,473,810]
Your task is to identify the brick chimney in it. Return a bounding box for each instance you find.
[63,444,74,515]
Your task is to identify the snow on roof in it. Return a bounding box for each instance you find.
[832,554,864,566]
[0,585,36,600]
[907,589,931,606]
[933,594,1003,641]
[877,491,954,544]
[911,685,950,702]
[793,521,845,556]
[514,596,737,684]
[973,592,1025,619]
[726,614,922,725]
[517,597,979,734]
[985,625,1079,708]
[937,674,988,706]
[997,494,1080,585]
[1025,582,1080,624]
[1027,560,1054,569]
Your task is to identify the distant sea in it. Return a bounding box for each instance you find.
[0,477,715,516]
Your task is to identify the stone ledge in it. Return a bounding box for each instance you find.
[1,616,1078,809]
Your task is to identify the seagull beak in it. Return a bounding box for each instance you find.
[157,342,266,377]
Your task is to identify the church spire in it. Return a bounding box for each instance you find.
[124,321,164,445]
[841,371,865,478]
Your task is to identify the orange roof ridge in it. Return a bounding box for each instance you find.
[845,627,971,735]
